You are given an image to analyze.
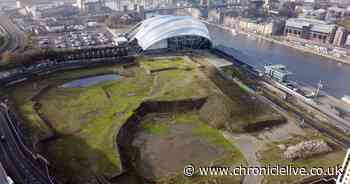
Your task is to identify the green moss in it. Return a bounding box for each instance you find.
[192,124,233,151]
[140,123,169,136]
[221,66,242,79]
[18,102,53,139]
[151,69,208,100]
[175,113,240,153]
[140,57,194,71]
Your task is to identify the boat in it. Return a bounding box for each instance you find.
[342,96,350,105]
[247,34,255,40]
[231,29,237,36]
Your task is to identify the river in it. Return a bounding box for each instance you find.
[208,25,350,98]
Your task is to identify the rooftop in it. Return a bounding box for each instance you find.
[286,18,336,34]
[127,15,211,50]
[328,6,347,12]
[264,64,293,75]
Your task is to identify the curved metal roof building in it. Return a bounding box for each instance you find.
[127,15,212,51]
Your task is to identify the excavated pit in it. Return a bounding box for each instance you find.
[114,98,207,183]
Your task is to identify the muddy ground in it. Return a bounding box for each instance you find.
[133,123,226,179]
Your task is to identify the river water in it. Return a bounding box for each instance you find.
[208,25,350,98]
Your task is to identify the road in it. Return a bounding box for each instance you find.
[0,14,25,54]
[0,103,54,184]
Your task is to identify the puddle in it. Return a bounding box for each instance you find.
[61,74,120,88]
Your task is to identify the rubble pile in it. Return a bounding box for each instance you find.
[283,140,332,160]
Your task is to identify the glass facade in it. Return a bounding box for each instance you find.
[167,35,212,50]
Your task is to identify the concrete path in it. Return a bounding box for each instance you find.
[222,131,264,184]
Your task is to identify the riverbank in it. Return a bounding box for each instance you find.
[205,21,350,65]
[240,31,350,65]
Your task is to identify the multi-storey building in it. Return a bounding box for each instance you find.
[326,6,349,22]
[284,18,337,44]
[345,35,350,48]
[222,13,285,36]
[76,0,104,14]
[333,26,348,47]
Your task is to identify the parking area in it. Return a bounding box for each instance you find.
[10,11,116,50]
[34,26,115,50]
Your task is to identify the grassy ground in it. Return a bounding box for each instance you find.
[177,112,238,152]
[5,56,286,184]
[140,57,193,72]
[140,122,170,136]
[7,57,237,183]
[38,66,153,182]
[221,66,242,79]
[141,112,237,152]
[259,130,345,184]
[190,55,284,132]
[6,65,124,141]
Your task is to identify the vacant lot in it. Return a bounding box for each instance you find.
[5,57,249,183]
[134,112,245,183]
[5,56,285,184]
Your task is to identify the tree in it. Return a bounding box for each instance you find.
[278,2,297,18]
[337,18,350,31]
[0,35,5,47]
[1,51,14,64]
[1,50,44,66]
[105,14,123,29]
[105,15,115,28]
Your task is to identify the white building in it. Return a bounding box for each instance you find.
[333,26,348,47]
[237,18,285,35]
[16,0,21,8]
[264,64,292,82]
[45,23,65,33]
[127,15,212,51]
[345,35,350,48]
